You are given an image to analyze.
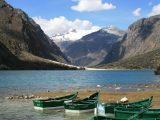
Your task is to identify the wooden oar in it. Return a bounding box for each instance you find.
[127,105,153,120]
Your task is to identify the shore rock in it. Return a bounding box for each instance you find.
[120,97,128,102]
[24,95,29,99]
[113,83,117,86]
[97,85,101,88]
[4,97,12,99]
[137,88,142,91]
[115,87,122,91]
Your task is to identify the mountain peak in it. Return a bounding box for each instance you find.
[68,28,77,33]
[105,25,119,30]
[109,25,115,29]
[102,26,126,36]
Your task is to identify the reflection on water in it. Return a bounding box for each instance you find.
[0,99,95,120]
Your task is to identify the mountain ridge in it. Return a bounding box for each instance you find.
[0,0,77,70]
[50,25,126,52]
[101,14,160,65]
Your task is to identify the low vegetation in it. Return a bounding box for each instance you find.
[95,47,160,70]
[154,66,160,75]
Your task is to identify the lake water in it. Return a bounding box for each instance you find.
[0,70,160,119]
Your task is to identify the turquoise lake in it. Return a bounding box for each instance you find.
[0,70,160,119]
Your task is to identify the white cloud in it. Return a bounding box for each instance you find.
[147,4,160,17]
[148,2,152,6]
[132,8,141,16]
[71,0,116,12]
[32,16,101,36]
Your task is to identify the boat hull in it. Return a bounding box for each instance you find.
[64,90,100,113]
[97,96,153,115]
[34,106,64,110]
[64,102,97,113]
[65,108,95,113]
[33,100,65,110]
[114,108,160,119]
[33,92,78,110]
[91,116,125,120]
[90,116,160,120]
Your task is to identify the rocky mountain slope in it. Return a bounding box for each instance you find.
[95,46,160,70]
[101,14,160,65]
[64,26,126,66]
[0,0,76,70]
[0,41,78,70]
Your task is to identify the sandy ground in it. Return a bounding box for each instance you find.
[34,89,160,108]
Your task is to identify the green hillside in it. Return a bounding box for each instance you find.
[95,48,160,70]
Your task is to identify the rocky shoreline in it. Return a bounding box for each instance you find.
[3,83,160,101]
[4,94,39,99]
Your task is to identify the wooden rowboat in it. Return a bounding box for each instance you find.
[114,107,160,119]
[91,116,125,120]
[97,96,153,115]
[63,90,100,113]
[90,116,160,120]
[33,92,78,110]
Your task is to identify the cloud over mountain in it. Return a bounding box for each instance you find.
[147,4,160,17]
[71,0,116,12]
[33,16,101,36]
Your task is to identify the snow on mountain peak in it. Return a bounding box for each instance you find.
[109,25,113,29]
[50,26,126,52]
[102,25,126,36]
[51,28,100,42]
[108,25,118,30]
[56,33,62,36]
[68,28,77,33]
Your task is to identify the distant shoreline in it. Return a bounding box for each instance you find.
[84,67,112,70]
[84,67,155,70]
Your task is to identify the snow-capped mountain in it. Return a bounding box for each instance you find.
[50,28,100,51]
[64,26,126,66]
[51,28,98,41]
[50,25,126,52]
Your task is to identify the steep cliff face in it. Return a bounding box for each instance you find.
[0,0,72,69]
[65,26,126,66]
[101,14,160,64]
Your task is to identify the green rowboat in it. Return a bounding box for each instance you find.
[90,116,160,120]
[114,107,160,119]
[91,116,125,120]
[33,92,78,110]
[97,96,153,115]
[63,90,100,113]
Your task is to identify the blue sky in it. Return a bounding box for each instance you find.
[5,0,160,36]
